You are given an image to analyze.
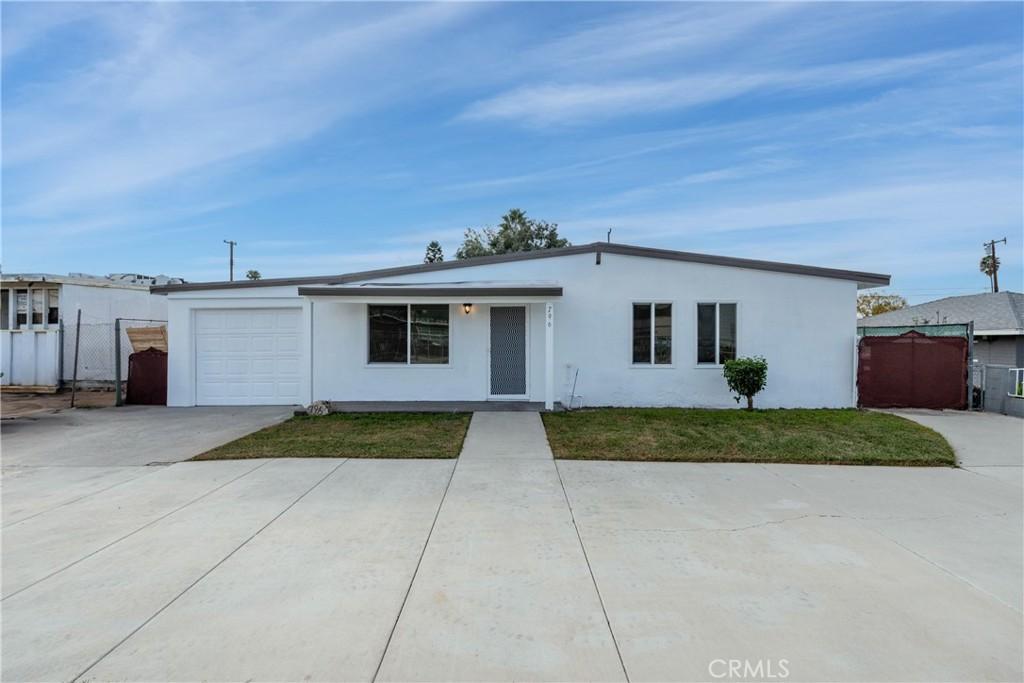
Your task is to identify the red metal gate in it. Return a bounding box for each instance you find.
[857,331,967,409]
[126,348,167,405]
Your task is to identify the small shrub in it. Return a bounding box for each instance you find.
[723,356,768,410]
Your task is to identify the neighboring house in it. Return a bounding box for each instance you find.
[153,242,889,409]
[858,291,1024,366]
[1,272,182,389]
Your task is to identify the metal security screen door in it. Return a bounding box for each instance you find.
[489,306,528,397]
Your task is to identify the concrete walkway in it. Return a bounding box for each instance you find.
[377,412,625,681]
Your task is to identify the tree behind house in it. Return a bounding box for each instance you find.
[424,241,444,263]
[454,208,570,259]
[246,270,262,280]
[857,293,906,318]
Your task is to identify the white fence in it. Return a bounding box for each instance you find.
[1,329,61,387]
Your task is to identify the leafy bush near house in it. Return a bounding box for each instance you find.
[723,356,768,410]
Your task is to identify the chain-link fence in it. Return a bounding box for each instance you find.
[62,317,166,388]
[62,322,116,386]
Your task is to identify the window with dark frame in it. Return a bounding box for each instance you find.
[47,289,60,325]
[697,302,737,365]
[368,304,450,365]
[632,302,672,364]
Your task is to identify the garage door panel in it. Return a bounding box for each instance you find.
[196,336,224,353]
[251,359,275,374]
[251,336,275,352]
[198,358,224,374]
[195,309,303,406]
[196,315,224,332]
[278,382,300,398]
[226,358,250,375]
[278,358,300,375]
[224,336,252,352]
[251,383,275,398]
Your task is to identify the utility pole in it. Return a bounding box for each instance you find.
[983,237,1006,293]
[223,240,237,281]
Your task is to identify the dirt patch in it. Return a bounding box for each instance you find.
[1,390,116,418]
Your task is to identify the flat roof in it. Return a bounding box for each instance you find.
[153,242,891,294]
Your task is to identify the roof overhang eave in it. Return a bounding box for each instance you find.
[297,285,563,300]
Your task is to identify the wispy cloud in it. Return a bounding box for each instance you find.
[3,3,477,216]
[459,48,999,127]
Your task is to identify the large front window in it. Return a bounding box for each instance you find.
[632,302,672,364]
[368,304,449,364]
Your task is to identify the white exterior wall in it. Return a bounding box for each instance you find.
[311,301,546,402]
[165,252,859,408]
[59,283,167,323]
[1,330,60,386]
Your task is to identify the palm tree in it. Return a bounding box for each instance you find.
[980,255,1000,292]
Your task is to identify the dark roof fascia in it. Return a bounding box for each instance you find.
[152,242,890,294]
[298,286,563,298]
[597,243,891,286]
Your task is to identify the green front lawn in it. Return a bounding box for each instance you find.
[542,408,955,466]
[194,412,471,460]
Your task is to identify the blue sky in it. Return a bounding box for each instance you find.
[2,2,1021,302]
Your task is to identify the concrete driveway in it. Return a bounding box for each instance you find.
[2,411,1021,682]
[1,404,293,466]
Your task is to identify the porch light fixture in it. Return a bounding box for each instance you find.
[463,303,472,314]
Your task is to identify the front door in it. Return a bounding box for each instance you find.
[489,306,528,398]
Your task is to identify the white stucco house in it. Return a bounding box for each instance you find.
[152,243,890,409]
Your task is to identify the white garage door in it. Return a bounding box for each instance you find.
[195,309,303,405]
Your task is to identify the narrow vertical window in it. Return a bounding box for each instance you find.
[632,303,651,363]
[719,303,737,363]
[654,303,672,364]
[697,302,738,365]
[15,289,27,328]
[632,303,671,364]
[47,289,60,325]
[31,290,44,325]
[697,303,716,364]
[0,289,8,330]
